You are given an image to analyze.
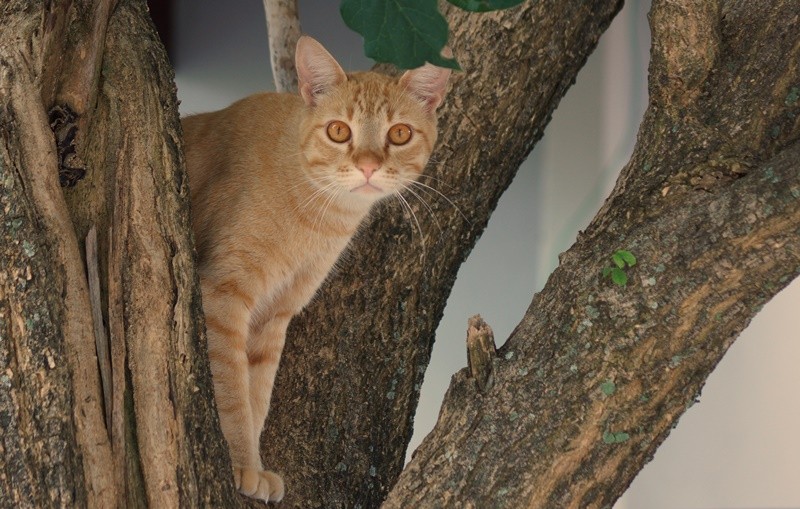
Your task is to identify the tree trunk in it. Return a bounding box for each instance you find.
[2,0,798,508]
[1,0,235,506]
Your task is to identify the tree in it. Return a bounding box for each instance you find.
[1,0,797,508]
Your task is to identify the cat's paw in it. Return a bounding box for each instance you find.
[234,466,285,503]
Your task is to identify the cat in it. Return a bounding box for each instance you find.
[181,36,450,503]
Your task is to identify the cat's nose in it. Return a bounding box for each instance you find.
[357,158,381,180]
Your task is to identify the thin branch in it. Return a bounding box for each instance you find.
[263,0,301,93]
[86,226,112,434]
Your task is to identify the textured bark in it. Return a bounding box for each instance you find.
[1,0,235,506]
[1,86,89,507]
[385,0,800,507]
[1,6,115,505]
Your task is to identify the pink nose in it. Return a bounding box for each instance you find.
[357,159,381,180]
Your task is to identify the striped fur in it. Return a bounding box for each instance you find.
[182,36,449,503]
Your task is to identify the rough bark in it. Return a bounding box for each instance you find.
[1,6,115,505]
[1,0,235,506]
[2,0,797,508]
[385,0,800,507]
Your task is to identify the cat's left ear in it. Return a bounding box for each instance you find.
[296,36,347,106]
[400,61,451,113]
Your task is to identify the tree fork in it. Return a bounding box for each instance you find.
[263,1,625,507]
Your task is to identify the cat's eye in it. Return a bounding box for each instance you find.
[388,123,412,145]
[326,121,351,143]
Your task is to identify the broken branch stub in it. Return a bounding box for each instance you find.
[466,315,497,393]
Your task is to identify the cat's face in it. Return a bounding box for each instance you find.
[295,37,450,209]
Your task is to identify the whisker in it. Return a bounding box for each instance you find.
[399,184,442,233]
[394,191,426,258]
[298,187,328,212]
[296,182,339,220]
[294,180,337,212]
[415,172,456,191]
[290,173,338,192]
[399,177,471,226]
[286,172,338,194]
[311,184,340,234]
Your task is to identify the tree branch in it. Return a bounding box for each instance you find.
[648,0,720,106]
[56,0,119,120]
[387,139,800,507]
[90,2,238,504]
[385,0,800,505]
[263,0,301,93]
[466,315,497,393]
[85,226,112,433]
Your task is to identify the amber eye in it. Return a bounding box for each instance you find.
[388,123,412,145]
[326,121,351,143]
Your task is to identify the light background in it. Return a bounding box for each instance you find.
[173,1,800,506]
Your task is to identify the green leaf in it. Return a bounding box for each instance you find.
[602,431,630,444]
[340,0,460,70]
[601,267,613,278]
[618,250,637,267]
[446,0,525,13]
[610,268,628,287]
[612,252,625,269]
[600,381,616,396]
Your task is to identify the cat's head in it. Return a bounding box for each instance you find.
[295,36,450,209]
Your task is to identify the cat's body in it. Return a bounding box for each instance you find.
[182,37,449,503]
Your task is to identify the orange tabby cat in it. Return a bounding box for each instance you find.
[182,36,449,503]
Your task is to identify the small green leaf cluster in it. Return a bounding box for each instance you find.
[600,380,616,396]
[602,250,637,287]
[602,431,630,444]
[340,0,526,70]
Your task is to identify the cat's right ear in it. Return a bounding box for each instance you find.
[399,60,451,113]
[295,36,347,107]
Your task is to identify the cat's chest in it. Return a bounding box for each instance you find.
[239,193,365,313]
[287,238,345,277]
[250,238,347,319]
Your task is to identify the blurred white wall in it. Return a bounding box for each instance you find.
[173,1,800,506]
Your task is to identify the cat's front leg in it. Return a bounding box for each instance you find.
[202,279,284,503]
[248,312,291,443]
[233,311,291,503]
